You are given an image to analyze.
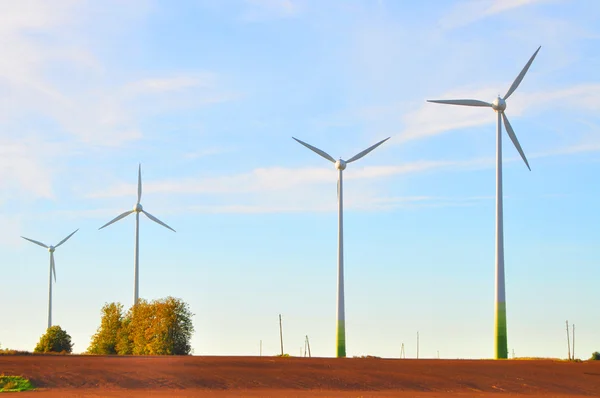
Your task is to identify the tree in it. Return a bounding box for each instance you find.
[34,326,73,353]
[591,351,600,360]
[87,296,194,356]
[87,303,124,354]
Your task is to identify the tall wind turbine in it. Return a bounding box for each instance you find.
[293,136,390,358]
[21,229,79,329]
[427,46,541,359]
[99,164,175,306]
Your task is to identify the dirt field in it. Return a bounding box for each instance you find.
[1,355,598,397]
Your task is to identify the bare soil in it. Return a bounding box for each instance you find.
[1,355,598,397]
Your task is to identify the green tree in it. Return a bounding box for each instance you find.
[34,326,73,353]
[591,351,600,360]
[87,303,124,354]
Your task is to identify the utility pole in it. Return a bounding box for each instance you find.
[304,339,307,357]
[400,343,405,359]
[417,332,419,359]
[279,314,284,356]
[566,320,571,360]
[572,324,575,360]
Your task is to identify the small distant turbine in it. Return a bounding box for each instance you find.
[293,136,390,358]
[21,229,79,330]
[427,46,541,359]
[99,164,175,306]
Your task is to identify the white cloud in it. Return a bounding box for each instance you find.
[439,0,556,29]
[0,1,239,201]
[397,83,600,144]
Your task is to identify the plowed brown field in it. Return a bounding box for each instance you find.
[1,355,598,397]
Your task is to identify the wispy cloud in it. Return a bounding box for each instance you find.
[123,74,215,96]
[439,0,556,29]
[241,0,300,21]
[183,147,236,160]
[0,1,239,201]
[397,83,600,144]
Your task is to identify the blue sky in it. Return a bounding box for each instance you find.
[1,0,599,359]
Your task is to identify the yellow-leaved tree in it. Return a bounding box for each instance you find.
[87,297,194,355]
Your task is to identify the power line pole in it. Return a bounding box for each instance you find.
[417,331,419,359]
[566,320,571,360]
[572,324,575,360]
[279,314,284,356]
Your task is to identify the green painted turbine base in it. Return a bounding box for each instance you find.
[495,301,508,359]
[336,322,346,358]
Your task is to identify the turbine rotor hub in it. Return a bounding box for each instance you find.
[134,203,143,212]
[335,159,347,170]
[492,97,506,112]
[48,246,55,253]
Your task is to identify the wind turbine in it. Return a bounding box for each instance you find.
[427,46,541,359]
[21,229,79,330]
[293,136,390,358]
[99,164,175,306]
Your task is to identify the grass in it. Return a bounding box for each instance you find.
[0,375,35,392]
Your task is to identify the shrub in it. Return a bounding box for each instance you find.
[0,376,35,392]
[591,351,600,360]
[34,326,73,353]
[0,348,32,356]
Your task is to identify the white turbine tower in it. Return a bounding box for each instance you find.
[293,136,390,358]
[99,164,175,306]
[21,229,79,330]
[427,46,541,359]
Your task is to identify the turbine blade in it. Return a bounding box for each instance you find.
[141,210,176,232]
[51,252,56,283]
[292,137,336,163]
[427,99,492,107]
[504,46,541,100]
[21,236,48,249]
[54,228,79,248]
[99,210,134,230]
[346,137,390,163]
[502,113,531,171]
[137,164,142,204]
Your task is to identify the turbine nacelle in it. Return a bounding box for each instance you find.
[335,159,347,170]
[492,97,507,112]
[426,46,540,173]
[48,246,55,253]
[134,203,143,213]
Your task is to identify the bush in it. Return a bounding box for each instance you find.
[0,376,35,392]
[34,326,73,353]
[591,351,600,360]
[0,348,32,356]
